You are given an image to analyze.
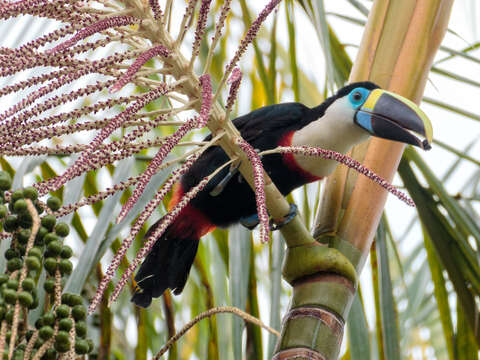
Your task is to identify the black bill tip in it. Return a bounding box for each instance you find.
[422,140,432,151]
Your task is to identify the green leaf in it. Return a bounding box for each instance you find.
[433,138,480,168]
[423,97,480,122]
[345,0,369,16]
[423,225,455,360]
[347,289,371,360]
[0,157,15,178]
[64,158,133,294]
[229,226,251,360]
[376,218,401,360]
[403,261,430,323]
[285,0,300,101]
[299,0,345,88]
[267,233,285,358]
[440,138,479,182]
[84,170,102,216]
[268,10,278,103]
[370,244,385,360]
[456,301,479,360]
[209,234,232,360]
[404,147,480,287]
[39,160,63,199]
[431,66,480,89]
[95,165,171,265]
[59,173,86,224]
[246,236,263,360]
[436,43,480,65]
[239,0,274,105]
[12,156,46,189]
[398,157,480,347]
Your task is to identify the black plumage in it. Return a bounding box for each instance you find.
[132,82,380,307]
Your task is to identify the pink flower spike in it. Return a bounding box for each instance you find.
[198,74,212,127]
[47,16,139,54]
[116,118,197,223]
[110,45,170,93]
[191,0,212,61]
[236,138,269,243]
[88,153,201,314]
[109,169,218,306]
[149,0,162,20]
[275,146,416,207]
[40,85,170,196]
[225,0,281,76]
[226,67,242,113]
[228,67,242,84]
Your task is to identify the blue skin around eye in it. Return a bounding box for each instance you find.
[348,87,371,109]
[355,111,374,134]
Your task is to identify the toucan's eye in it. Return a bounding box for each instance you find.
[352,91,363,102]
[348,88,369,108]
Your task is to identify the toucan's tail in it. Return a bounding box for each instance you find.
[131,218,200,308]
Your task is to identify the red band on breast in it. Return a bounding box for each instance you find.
[278,131,323,183]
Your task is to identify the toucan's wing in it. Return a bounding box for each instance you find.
[232,102,314,144]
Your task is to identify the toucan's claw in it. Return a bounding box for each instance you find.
[210,161,241,197]
[270,203,298,231]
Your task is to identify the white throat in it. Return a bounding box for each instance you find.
[291,98,371,178]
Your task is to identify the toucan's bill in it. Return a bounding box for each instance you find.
[355,89,433,150]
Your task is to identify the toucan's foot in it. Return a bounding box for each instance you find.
[240,203,297,231]
[270,203,298,231]
[239,213,260,230]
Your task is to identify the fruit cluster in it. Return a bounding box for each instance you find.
[0,171,94,359]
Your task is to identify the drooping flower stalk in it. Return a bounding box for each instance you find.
[38,84,174,195]
[0,0,309,324]
[203,0,232,73]
[214,0,282,102]
[116,74,212,223]
[148,0,162,20]
[108,158,234,306]
[262,146,416,207]
[0,51,140,124]
[88,153,202,314]
[115,118,197,223]
[1,0,95,23]
[176,0,199,44]
[197,74,212,127]
[225,67,242,118]
[87,132,224,313]
[0,79,120,140]
[236,138,270,243]
[47,15,140,53]
[189,0,212,68]
[0,90,170,141]
[110,45,170,93]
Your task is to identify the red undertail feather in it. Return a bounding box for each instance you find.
[131,182,215,307]
[168,183,216,238]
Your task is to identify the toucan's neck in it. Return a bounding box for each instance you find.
[289,99,370,178]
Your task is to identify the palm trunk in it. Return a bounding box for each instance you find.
[274,1,454,359]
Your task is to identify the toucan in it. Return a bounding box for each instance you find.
[131,82,433,308]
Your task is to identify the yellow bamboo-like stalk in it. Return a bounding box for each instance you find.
[317,0,454,269]
[275,1,454,359]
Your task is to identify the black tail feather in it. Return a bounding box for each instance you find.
[131,221,199,308]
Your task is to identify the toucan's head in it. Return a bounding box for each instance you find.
[328,82,433,150]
